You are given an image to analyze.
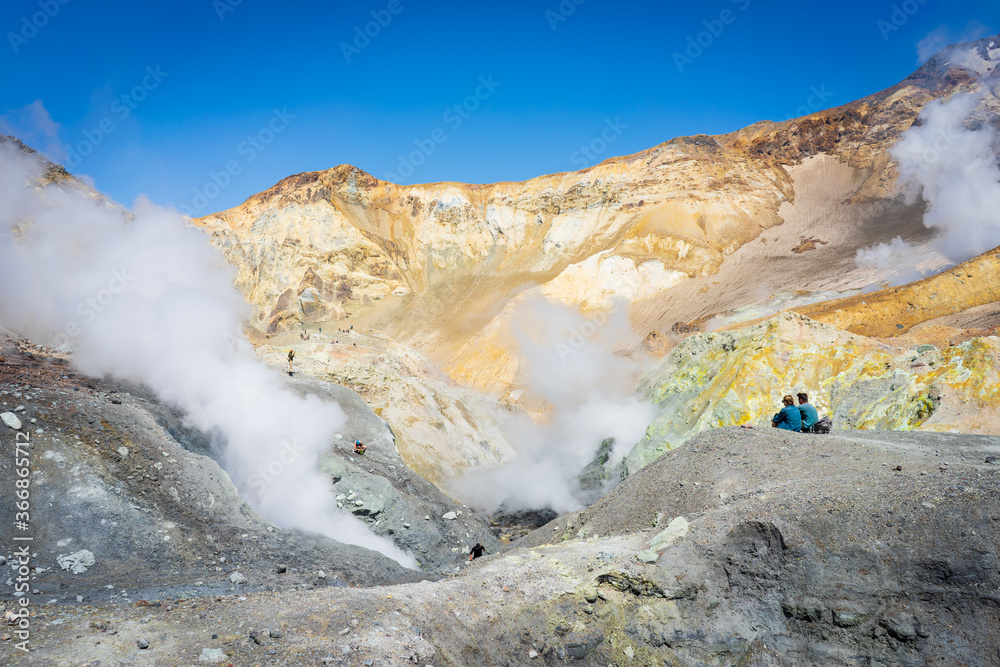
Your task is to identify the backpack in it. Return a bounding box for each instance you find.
[811,416,832,434]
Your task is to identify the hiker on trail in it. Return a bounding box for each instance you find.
[469,543,486,561]
[354,440,366,455]
[287,349,295,374]
[797,393,818,432]
[771,395,802,432]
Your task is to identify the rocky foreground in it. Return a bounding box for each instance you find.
[5,421,999,666]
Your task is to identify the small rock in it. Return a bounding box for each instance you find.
[636,550,659,563]
[1,412,22,430]
[649,516,689,551]
[424,515,430,520]
[57,550,96,574]
[199,647,227,662]
[529,649,539,658]
[502,585,511,592]
[276,564,287,574]
[880,614,922,641]
[211,633,218,639]
[137,639,149,649]
[322,657,334,665]
[339,628,350,635]
[442,511,457,520]
[229,571,247,585]
[831,603,868,628]
[317,570,327,579]
[348,618,359,628]
[269,629,282,639]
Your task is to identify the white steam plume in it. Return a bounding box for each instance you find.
[0,145,416,568]
[856,91,1000,280]
[454,295,656,513]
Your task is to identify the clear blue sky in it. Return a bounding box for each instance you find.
[1,0,997,216]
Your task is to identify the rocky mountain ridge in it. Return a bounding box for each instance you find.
[195,35,1000,404]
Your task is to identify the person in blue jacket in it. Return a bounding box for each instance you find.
[771,395,802,432]
[797,392,819,432]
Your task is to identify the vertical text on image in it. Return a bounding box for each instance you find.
[10,429,33,653]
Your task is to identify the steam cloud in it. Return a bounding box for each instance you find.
[454,295,656,513]
[0,144,416,568]
[855,90,1000,281]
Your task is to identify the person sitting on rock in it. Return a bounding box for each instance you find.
[354,440,366,455]
[797,392,818,432]
[469,543,486,561]
[771,395,802,432]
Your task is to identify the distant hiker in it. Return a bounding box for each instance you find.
[287,349,295,374]
[469,543,486,561]
[797,393,818,432]
[771,395,802,432]
[354,440,366,455]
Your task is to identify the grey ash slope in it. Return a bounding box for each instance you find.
[13,425,1000,666]
[518,426,1000,665]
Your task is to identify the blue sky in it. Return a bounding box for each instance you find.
[1,0,998,216]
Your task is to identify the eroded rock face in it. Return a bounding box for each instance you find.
[625,312,1000,475]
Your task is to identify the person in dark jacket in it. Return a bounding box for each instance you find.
[469,543,486,560]
[771,395,802,432]
[797,392,818,432]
